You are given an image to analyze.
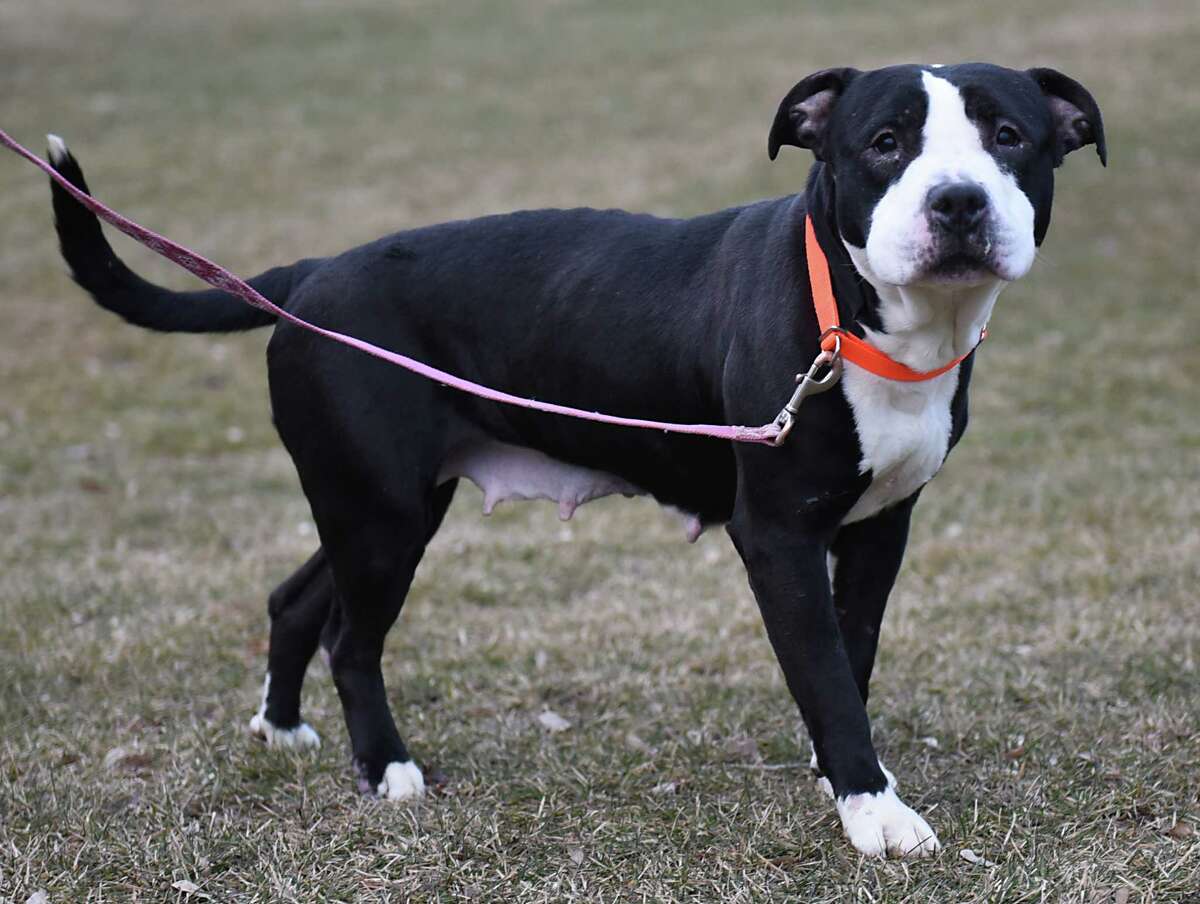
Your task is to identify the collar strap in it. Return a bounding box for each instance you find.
[804,215,984,382]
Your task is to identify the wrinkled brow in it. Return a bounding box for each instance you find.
[836,83,928,145]
[959,84,1042,135]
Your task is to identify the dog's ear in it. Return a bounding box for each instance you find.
[768,68,861,161]
[1026,67,1106,167]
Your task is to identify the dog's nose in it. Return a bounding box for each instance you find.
[927,183,988,233]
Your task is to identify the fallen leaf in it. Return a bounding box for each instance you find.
[25,892,50,904]
[568,846,585,866]
[121,755,155,773]
[1113,889,1131,904]
[959,848,997,868]
[171,879,202,895]
[426,767,450,795]
[104,747,156,773]
[625,733,653,754]
[651,781,678,795]
[1005,745,1026,760]
[537,710,571,733]
[725,734,762,763]
[1166,821,1193,839]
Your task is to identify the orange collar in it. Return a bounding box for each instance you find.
[804,215,985,382]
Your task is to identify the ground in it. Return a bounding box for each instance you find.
[1,1,1198,901]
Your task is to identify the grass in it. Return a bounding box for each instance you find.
[1,0,1198,900]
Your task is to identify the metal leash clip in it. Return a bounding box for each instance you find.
[771,335,843,446]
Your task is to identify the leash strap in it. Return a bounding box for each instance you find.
[1,127,783,444]
[805,216,983,381]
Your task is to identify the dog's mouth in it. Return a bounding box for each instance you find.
[919,234,999,285]
[925,253,994,282]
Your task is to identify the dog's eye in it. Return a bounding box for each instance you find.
[871,132,899,154]
[996,125,1021,147]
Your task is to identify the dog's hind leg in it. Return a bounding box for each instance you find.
[306,472,458,800]
[266,294,461,798]
[249,547,332,749]
[320,503,435,798]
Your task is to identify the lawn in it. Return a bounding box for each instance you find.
[1,0,1198,901]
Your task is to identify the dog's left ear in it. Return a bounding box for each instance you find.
[1027,68,1107,167]
[768,68,861,161]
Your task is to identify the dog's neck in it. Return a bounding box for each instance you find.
[804,165,1002,372]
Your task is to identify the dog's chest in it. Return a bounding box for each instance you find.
[839,363,959,524]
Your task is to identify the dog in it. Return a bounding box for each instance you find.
[46,62,1104,858]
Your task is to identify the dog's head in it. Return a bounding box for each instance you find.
[769,63,1105,289]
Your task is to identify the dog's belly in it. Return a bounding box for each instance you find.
[439,440,706,541]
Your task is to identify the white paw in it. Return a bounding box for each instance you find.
[837,787,941,858]
[248,673,320,748]
[248,712,321,749]
[377,760,425,801]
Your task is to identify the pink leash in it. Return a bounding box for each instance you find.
[1,128,781,445]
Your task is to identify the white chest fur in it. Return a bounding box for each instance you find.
[839,360,959,525]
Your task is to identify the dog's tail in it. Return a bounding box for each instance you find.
[47,135,317,333]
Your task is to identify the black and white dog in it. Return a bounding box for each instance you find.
[47,62,1104,858]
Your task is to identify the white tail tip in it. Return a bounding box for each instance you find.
[46,133,68,165]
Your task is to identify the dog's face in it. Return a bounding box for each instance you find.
[769,63,1105,289]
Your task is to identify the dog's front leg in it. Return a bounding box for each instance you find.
[802,496,920,800]
[830,495,919,706]
[727,502,939,858]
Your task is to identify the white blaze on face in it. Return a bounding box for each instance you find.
[860,71,1036,287]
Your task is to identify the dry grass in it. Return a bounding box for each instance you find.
[1,0,1198,901]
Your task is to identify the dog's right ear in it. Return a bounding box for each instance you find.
[768,68,861,161]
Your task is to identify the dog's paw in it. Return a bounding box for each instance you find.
[836,787,940,858]
[376,760,425,801]
[248,712,321,749]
